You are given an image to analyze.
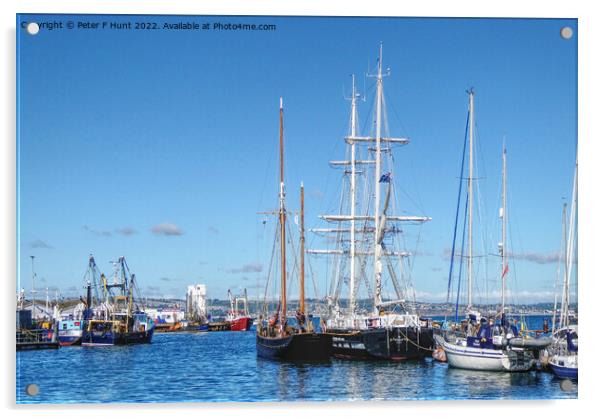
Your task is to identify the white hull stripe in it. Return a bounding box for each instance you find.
[442,342,505,359]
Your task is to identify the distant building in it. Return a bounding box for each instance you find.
[186,284,207,322]
[146,308,185,324]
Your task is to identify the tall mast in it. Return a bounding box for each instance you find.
[30,255,36,321]
[374,42,384,310]
[561,162,577,328]
[300,182,305,315]
[500,144,507,313]
[349,74,358,314]
[279,98,287,321]
[552,202,567,333]
[467,89,475,310]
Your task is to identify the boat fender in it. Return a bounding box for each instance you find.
[508,336,552,348]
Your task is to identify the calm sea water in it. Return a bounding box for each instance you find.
[16,315,577,404]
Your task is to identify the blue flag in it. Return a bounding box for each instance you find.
[379,172,391,183]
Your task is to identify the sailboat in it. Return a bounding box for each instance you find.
[226,289,252,331]
[81,256,155,346]
[548,162,578,379]
[435,91,550,371]
[310,43,434,361]
[255,98,333,362]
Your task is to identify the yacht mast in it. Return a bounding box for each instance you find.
[300,182,305,315]
[349,74,358,315]
[30,256,36,321]
[500,144,507,313]
[552,202,567,334]
[279,98,287,321]
[374,43,384,310]
[561,162,577,328]
[467,89,475,310]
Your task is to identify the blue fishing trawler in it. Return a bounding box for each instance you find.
[81,256,155,347]
[57,255,103,346]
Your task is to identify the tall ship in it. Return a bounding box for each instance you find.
[255,98,332,362]
[435,90,551,371]
[226,289,252,331]
[309,43,434,361]
[81,256,155,346]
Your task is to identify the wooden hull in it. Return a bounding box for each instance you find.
[256,332,332,362]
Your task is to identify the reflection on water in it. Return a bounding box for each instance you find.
[17,329,576,404]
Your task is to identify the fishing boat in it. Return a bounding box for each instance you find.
[435,91,550,372]
[16,257,60,350]
[256,98,332,362]
[57,255,101,346]
[226,289,252,331]
[81,256,154,346]
[309,44,433,361]
[547,162,578,379]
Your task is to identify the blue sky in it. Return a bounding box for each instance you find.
[17,15,577,304]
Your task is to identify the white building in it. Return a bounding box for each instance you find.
[186,284,207,322]
[146,308,186,324]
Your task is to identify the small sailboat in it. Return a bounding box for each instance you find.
[255,98,332,362]
[435,91,550,372]
[310,44,433,361]
[548,162,578,379]
[226,289,252,331]
[81,256,154,346]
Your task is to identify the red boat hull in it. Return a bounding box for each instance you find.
[229,317,252,331]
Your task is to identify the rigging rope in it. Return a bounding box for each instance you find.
[447,110,470,304]
[455,194,469,323]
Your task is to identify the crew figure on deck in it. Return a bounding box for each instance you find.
[295,309,306,333]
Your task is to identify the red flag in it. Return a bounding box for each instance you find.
[502,264,509,278]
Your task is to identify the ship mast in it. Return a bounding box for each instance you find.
[373,42,384,310]
[560,161,577,329]
[279,98,287,322]
[552,202,567,334]
[500,144,507,314]
[467,89,475,310]
[307,44,430,317]
[300,182,305,315]
[349,74,358,315]
[30,256,36,322]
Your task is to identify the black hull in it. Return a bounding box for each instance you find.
[363,327,434,360]
[16,342,60,351]
[82,328,154,346]
[256,332,332,362]
[330,330,373,360]
[330,327,434,361]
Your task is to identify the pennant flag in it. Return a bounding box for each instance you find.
[502,263,509,278]
[379,172,391,183]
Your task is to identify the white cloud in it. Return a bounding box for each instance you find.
[150,223,183,236]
